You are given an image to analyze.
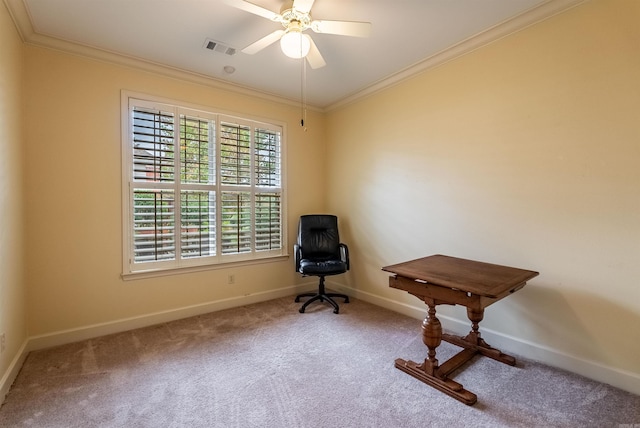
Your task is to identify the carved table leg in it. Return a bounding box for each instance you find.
[420,304,441,375]
[442,307,516,366]
[395,300,477,405]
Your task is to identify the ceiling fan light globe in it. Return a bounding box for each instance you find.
[280,30,310,58]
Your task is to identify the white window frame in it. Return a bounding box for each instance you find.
[121,92,287,279]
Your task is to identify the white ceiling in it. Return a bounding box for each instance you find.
[6,0,583,109]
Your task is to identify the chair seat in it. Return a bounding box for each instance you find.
[299,259,347,275]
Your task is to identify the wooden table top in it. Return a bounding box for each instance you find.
[382,254,539,298]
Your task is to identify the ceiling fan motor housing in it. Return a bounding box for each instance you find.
[280,8,312,31]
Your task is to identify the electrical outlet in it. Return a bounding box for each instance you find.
[228,274,235,284]
[0,333,5,354]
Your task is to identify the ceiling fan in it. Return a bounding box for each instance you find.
[224,0,372,69]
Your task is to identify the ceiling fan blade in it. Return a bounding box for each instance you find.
[222,0,281,21]
[311,20,372,38]
[305,35,326,69]
[242,30,285,55]
[293,0,315,14]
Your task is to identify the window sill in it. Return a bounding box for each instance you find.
[121,254,290,281]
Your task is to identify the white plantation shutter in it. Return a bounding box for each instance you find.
[180,115,215,184]
[131,106,176,263]
[218,120,283,257]
[254,127,282,252]
[132,107,175,182]
[220,121,251,185]
[221,191,252,254]
[219,120,252,255]
[255,127,281,187]
[180,190,215,258]
[123,96,285,275]
[179,114,216,259]
[133,190,175,262]
[255,193,281,251]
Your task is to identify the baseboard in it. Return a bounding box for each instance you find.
[27,283,315,352]
[2,283,317,406]
[0,339,29,405]
[329,282,640,396]
[4,281,638,405]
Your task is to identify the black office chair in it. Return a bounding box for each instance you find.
[294,215,350,314]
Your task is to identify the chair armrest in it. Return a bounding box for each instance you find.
[294,244,302,271]
[339,243,350,270]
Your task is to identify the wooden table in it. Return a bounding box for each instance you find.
[382,254,539,405]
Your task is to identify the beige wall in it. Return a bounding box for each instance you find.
[22,46,326,336]
[0,1,26,384]
[326,0,640,380]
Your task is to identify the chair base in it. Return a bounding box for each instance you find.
[295,276,349,314]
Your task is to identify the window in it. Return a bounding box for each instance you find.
[122,95,285,276]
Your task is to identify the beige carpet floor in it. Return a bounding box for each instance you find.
[1,296,638,427]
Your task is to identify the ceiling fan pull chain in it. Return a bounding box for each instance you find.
[301,57,307,130]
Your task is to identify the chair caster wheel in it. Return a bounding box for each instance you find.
[295,297,301,302]
[333,309,339,314]
[299,308,305,313]
[344,298,350,303]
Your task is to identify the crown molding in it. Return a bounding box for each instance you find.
[3,0,29,42]
[2,0,309,110]
[4,0,587,113]
[325,0,587,111]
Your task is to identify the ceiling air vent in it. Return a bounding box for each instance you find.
[204,39,237,56]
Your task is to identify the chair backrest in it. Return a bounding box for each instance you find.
[298,215,341,261]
